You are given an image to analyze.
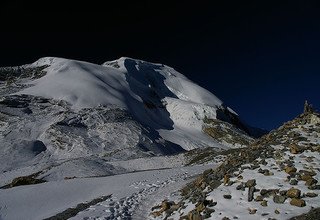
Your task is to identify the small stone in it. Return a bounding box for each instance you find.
[305,178,318,186]
[305,192,318,197]
[261,189,279,197]
[290,179,298,185]
[290,198,306,207]
[287,188,301,198]
[203,208,215,218]
[248,186,255,202]
[245,179,256,187]
[248,208,257,214]
[236,183,245,191]
[255,195,264,202]
[273,195,286,204]
[237,175,243,180]
[275,209,280,214]
[290,144,303,154]
[224,174,230,185]
[222,217,230,220]
[264,170,274,176]
[223,195,232,199]
[285,166,297,174]
[260,200,268,207]
[206,200,217,207]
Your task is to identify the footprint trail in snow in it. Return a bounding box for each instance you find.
[70,166,213,220]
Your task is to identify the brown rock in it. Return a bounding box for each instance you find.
[275,209,280,214]
[224,174,230,185]
[290,198,306,207]
[179,215,189,220]
[196,202,206,213]
[161,200,172,211]
[285,166,297,174]
[260,200,268,207]
[290,144,303,154]
[305,178,318,186]
[151,211,162,217]
[301,174,313,181]
[300,170,317,176]
[245,179,256,187]
[255,195,264,202]
[287,188,301,198]
[188,210,202,220]
[248,208,257,214]
[264,170,274,176]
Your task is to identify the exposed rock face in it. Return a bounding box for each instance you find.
[203,118,254,147]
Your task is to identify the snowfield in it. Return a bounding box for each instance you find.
[0,163,219,220]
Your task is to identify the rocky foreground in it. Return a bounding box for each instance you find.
[151,106,320,220]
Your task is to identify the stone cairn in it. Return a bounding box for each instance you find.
[303,100,314,114]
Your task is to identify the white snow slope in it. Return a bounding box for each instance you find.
[0,163,219,220]
[17,57,228,150]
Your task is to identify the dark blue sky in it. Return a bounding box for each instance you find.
[0,1,319,130]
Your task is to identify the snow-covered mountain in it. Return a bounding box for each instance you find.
[0,57,258,182]
[5,57,319,220]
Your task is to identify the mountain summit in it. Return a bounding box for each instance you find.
[0,57,259,178]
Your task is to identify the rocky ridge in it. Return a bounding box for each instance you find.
[151,105,320,220]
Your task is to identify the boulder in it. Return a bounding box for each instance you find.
[305,178,318,186]
[285,166,297,174]
[305,192,318,197]
[273,195,286,204]
[287,188,301,198]
[290,198,306,207]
